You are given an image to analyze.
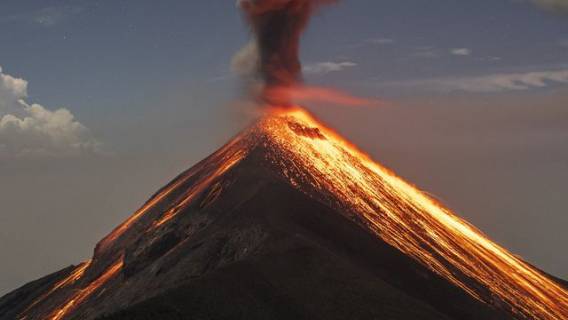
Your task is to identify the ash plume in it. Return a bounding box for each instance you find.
[237,0,337,106]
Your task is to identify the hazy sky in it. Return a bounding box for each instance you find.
[0,0,567,295]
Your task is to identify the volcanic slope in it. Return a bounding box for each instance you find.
[2,108,567,320]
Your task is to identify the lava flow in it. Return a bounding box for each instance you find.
[12,106,568,320]
[49,259,123,320]
[96,135,249,253]
[8,1,565,319]
[151,148,247,228]
[18,261,92,319]
[257,106,568,320]
[234,4,568,316]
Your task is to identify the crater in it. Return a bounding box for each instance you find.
[287,121,326,140]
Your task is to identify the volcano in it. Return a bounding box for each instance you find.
[1,108,567,320]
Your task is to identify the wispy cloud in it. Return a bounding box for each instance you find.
[1,4,85,27]
[411,46,440,59]
[411,47,473,59]
[303,61,357,75]
[34,5,84,27]
[365,38,394,45]
[381,69,568,93]
[450,48,472,56]
[346,37,394,49]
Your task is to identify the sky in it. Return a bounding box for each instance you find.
[0,0,567,295]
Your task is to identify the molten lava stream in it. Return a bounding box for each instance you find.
[97,136,245,251]
[266,107,568,320]
[96,175,195,252]
[18,261,92,319]
[48,259,123,320]
[151,149,247,229]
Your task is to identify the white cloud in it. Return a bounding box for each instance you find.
[451,48,472,56]
[382,69,568,93]
[0,66,100,157]
[347,38,394,50]
[303,61,357,75]
[559,39,568,47]
[0,68,27,114]
[531,0,568,13]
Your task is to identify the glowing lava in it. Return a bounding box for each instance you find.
[97,176,194,252]
[152,149,247,228]
[16,106,568,320]
[18,261,92,320]
[97,136,249,252]
[49,259,123,320]
[258,107,568,320]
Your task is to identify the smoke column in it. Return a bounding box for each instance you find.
[238,0,337,106]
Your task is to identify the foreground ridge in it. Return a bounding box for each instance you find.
[8,107,568,320]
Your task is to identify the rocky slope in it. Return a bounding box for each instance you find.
[2,109,566,320]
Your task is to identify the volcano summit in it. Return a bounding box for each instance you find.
[1,108,567,320]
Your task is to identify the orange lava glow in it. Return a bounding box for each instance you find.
[97,135,248,252]
[152,149,247,228]
[49,259,123,320]
[260,106,568,320]
[17,105,567,320]
[264,85,382,107]
[97,178,191,252]
[18,261,92,319]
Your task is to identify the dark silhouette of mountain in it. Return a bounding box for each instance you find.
[1,109,566,320]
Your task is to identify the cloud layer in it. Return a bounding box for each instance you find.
[303,61,357,75]
[0,66,99,157]
[383,69,568,93]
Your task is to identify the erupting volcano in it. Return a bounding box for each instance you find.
[1,1,567,320]
[2,108,567,320]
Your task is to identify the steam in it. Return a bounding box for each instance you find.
[237,0,337,106]
[231,40,259,77]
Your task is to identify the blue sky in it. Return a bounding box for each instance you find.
[0,0,567,294]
